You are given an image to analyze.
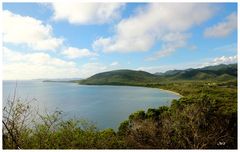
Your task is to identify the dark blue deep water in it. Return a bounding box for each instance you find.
[3,80,180,129]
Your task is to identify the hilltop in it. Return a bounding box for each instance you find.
[79,69,158,85]
[79,63,237,85]
[157,63,237,81]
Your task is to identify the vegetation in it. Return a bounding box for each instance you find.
[2,96,126,149]
[156,63,237,81]
[3,63,237,149]
[78,64,237,85]
[78,69,159,85]
[118,83,237,149]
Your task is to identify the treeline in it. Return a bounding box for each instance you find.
[118,95,237,149]
[2,80,237,149]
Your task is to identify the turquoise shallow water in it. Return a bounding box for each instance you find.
[3,80,180,129]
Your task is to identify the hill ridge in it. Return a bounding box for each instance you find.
[79,63,237,85]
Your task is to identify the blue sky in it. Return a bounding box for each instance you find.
[2,3,237,80]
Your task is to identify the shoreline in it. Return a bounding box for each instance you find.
[78,83,183,98]
[43,80,183,98]
[157,88,183,97]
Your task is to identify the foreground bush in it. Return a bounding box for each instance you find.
[2,96,126,149]
[118,95,237,149]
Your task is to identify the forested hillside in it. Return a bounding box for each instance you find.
[79,64,237,85]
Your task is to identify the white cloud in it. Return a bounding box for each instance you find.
[146,33,189,61]
[93,3,215,59]
[210,55,237,65]
[3,47,80,80]
[3,47,74,67]
[92,37,113,52]
[204,12,237,38]
[138,55,237,73]
[110,61,119,66]
[3,47,118,80]
[62,47,98,59]
[200,55,237,68]
[51,3,125,24]
[3,10,63,51]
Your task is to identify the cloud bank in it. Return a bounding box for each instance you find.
[93,3,216,60]
[52,3,125,24]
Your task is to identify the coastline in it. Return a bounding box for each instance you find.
[78,82,183,98]
[158,88,183,97]
[44,80,183,98]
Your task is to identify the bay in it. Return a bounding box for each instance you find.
[3,80,180,129]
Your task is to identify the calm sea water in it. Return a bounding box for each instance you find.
[3,80,180,129]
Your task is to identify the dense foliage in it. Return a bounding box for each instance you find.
[156,64,237,81]
[118,81,237,149]
[78,69,159,85]
[3,64,237,149]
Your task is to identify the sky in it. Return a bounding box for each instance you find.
[2,3,238,80]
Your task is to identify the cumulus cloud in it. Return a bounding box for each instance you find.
[138,55,237,73]
[201,55,237,67]
[3,47,80,80]
[3,47,117,80]
[62,47,98,59]
[204,12,237,38]
[146,33,189,61]
[51,3,125,24]
[3,10,63,51]
[211,55,237,65]
[93,3,215,59]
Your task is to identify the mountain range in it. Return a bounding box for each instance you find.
[78,63,237,85]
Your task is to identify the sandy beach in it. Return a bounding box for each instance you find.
[158,88,183,97]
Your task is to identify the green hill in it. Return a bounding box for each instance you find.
[79,64,237,85]
[201,63,237,71]
[79,69,159,85]
[158,63,237,81]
